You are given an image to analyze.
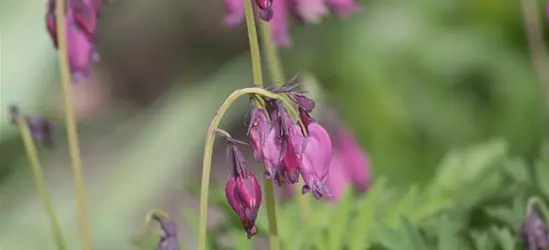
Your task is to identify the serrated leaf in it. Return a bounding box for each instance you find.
[490,226,516,250]
[502,158,531,185]
[349,178,387,250]
[328,188,353,249]
[374,218,406,250]
[470,231,494,250]
[436,215,460,250]
[400,216,429,250]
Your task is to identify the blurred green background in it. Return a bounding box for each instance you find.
[1,0,549,249]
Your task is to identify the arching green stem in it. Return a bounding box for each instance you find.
[17,119,66,250]
[54,0,92,249]
[198,88,291,250]
[526,196,549,221]
[141,209,169,250]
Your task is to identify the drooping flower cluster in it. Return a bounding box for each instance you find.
[248,79,332,199]
[10,105,57,148]
[521,202,549,250]
[222,78,332,238]
[223,0,360,46]
[46,0,103,83]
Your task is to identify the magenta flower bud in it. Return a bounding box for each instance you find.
[270,0,291,46]
[255,0,274,21]
[299,122,332,199]
[225,143,262,239]
[46,0,102,83]
[248,108,271,161]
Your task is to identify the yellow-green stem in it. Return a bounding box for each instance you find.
[258,17,311,224]
[244,0,264,88]
[259,21,285,84]
[198,88,288,250]
[55,0,92,249]
[242,1,281,249]
[17,120,66,250]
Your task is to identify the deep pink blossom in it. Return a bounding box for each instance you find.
[225,141,262,239]
[222,0,360,46]
[46,0,102,83]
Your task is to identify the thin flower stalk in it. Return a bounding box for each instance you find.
[198,88,293,250]
[16,118,66,250]
[55,0,92,249]
[258,19,310,223]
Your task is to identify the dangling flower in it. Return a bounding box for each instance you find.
[46,0,103,83]
[224,138,262,239]
[298,122,332,199]
[152,215,180,250]
[521,202,549,250]
[222,0,360,46]
[10,105,57,148]
[268,101,306,185]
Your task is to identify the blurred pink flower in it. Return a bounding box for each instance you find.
[280,120,371,202]
[222,0,360,46]
[46,0,102,83]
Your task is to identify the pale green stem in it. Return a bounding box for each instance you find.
[520,0,549,109]
[258,15,310,224]
[141,209,169,250]
[527,197,549,221]
[242,1,281,249]
[244,0,264,88]
[259,21,285,84]
[17,119,66,250]
[55,0,92,249]
[198,88,290,250]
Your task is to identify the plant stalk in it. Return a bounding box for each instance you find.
[55,0,92,249]
[198,88,288,250]
[17,119,67,250]
[258,16,310,224]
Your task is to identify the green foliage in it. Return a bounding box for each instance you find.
[176,140,549,250]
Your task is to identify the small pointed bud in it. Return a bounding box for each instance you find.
[521,203,549,250]
[225,142,262,239]
[248,108,271,161]
[288,94,315,113]
[299,122,332,199]
[255,0,274,21]
[152,215,180,250]
[223,0,245,26]
[299,107,316,128]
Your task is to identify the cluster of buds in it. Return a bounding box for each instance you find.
[46,0,104,83]
[248,79,332,199]
[223,0,360,46]
[222,77,332,238]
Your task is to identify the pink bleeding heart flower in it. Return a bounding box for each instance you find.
[222,0,360,47]
[224,141,262,239]
[299,122,332,199]
[46,0,102,83]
